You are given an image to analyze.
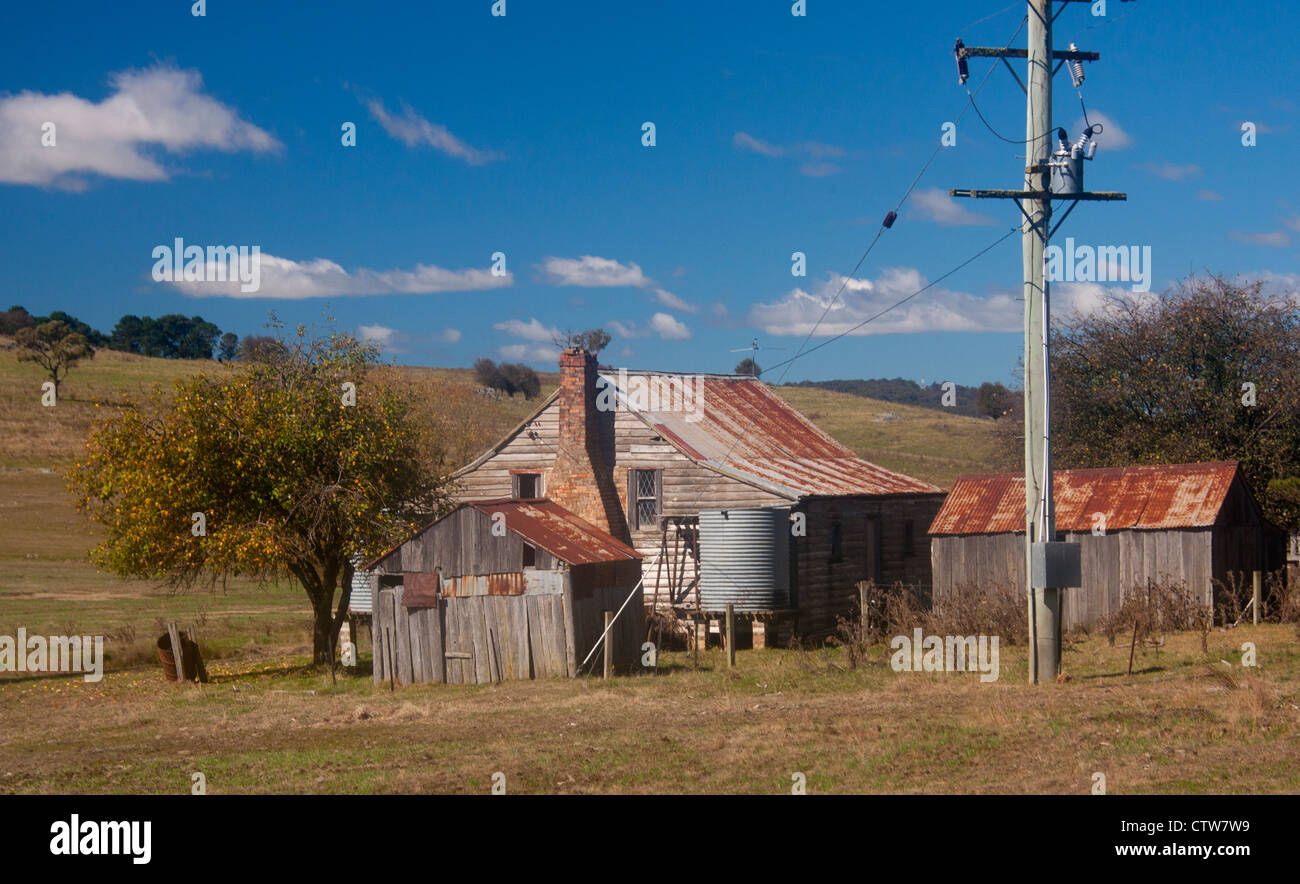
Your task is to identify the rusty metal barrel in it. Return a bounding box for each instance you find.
[156,633,206,682]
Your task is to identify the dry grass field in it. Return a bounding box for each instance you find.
[5,343,1294,795]
[0,627,1295,794]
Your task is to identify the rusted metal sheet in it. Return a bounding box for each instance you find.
[401,570,441,607]
[929,461,1240,535]
[603,372,941,497]
[466,498,642,566]
[440,572,525,598]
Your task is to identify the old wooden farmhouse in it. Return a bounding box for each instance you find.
[452,348,946,643]
[929,461,1288,629]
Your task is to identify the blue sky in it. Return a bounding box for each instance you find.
[2,0,1296,386]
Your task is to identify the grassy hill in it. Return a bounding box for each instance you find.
[0,343,1000,676]
[773,384,1003,489]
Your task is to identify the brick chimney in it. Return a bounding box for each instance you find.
[546,348,630,541]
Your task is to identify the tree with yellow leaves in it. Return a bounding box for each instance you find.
[68,321,453,666]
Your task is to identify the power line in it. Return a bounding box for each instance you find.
[764,225,1020,373]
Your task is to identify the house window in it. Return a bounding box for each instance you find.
[629,469,662,531]
[830,520,843,563]
[513,472,541,498]
[522,542,536,569]
[904,520,915,557]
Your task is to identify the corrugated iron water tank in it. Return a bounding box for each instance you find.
[698,506,791,611]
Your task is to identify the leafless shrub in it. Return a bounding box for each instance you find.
[1100,579,1213,655]
[828,580,1027,661]
[930,582,1027,645]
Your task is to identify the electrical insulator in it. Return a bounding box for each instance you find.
[1068,42,1086,88]
[883,210,898,229]
[954,39,969,85]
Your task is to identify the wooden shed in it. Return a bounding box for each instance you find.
[929,461,1288,629]
[367,498,644,686]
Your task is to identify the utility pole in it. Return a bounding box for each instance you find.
[1024,0,1057,685]
[951,1,1128,683]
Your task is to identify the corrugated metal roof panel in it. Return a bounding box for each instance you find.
[466,498,643,565]
[602,372,941,497]
[929,461,1240,535]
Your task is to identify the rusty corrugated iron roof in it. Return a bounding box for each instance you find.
[465,498,643,565]
[929,461,1241,535]
[601,371,941,497]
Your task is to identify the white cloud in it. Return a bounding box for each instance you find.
[498,343,558,362]
[365,97,501,165]
[359,324,397,348]
[1230,230,1290,248]
[747,269,1146,337]
[165,252,511,299]
[540,255,652,288]
[0,64,278,189]
[649,312,691,340]
[540,255,699,313]
[1197,190,1224,201]
[435,327,462,343]
[911,188,997,227]
[493,317,558,342]
[1072,110,1132,150]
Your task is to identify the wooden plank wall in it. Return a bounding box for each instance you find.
[373,575,643,686]
[792,494,946,640]
[374,506,554,576]
[930,529,1216,630]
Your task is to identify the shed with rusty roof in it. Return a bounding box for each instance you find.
[367,498,643,686]
[929,461,1287,629]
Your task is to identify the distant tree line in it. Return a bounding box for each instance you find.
[788,377,1013,419]
[2,305,240,361]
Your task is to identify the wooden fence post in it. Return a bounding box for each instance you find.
[1252,571,1262,626]
[166,621,186,684]
[603,610,613,679]
[725,604,736,669]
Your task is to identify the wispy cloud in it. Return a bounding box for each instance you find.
[493,317,557,342]
[1138,162,1201,181]
[493,317,560,362]
[359,323,460,354]
[799,161,841,177]
[1072,110,1132,150]
[365,96,501,165]
[539,255,698,313]
[748,269,1143,337]
[498,343,558,362]
[608,314,692,340]
[732,130,846,176]
[910,188,997,227]
[732,131,783,157]
[1197,190,1224,201]
[164,252,511,299]
[0,64,279,189]
[1230,230,1290,248]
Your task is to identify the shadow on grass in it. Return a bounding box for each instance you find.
[1079,666,1164,680]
